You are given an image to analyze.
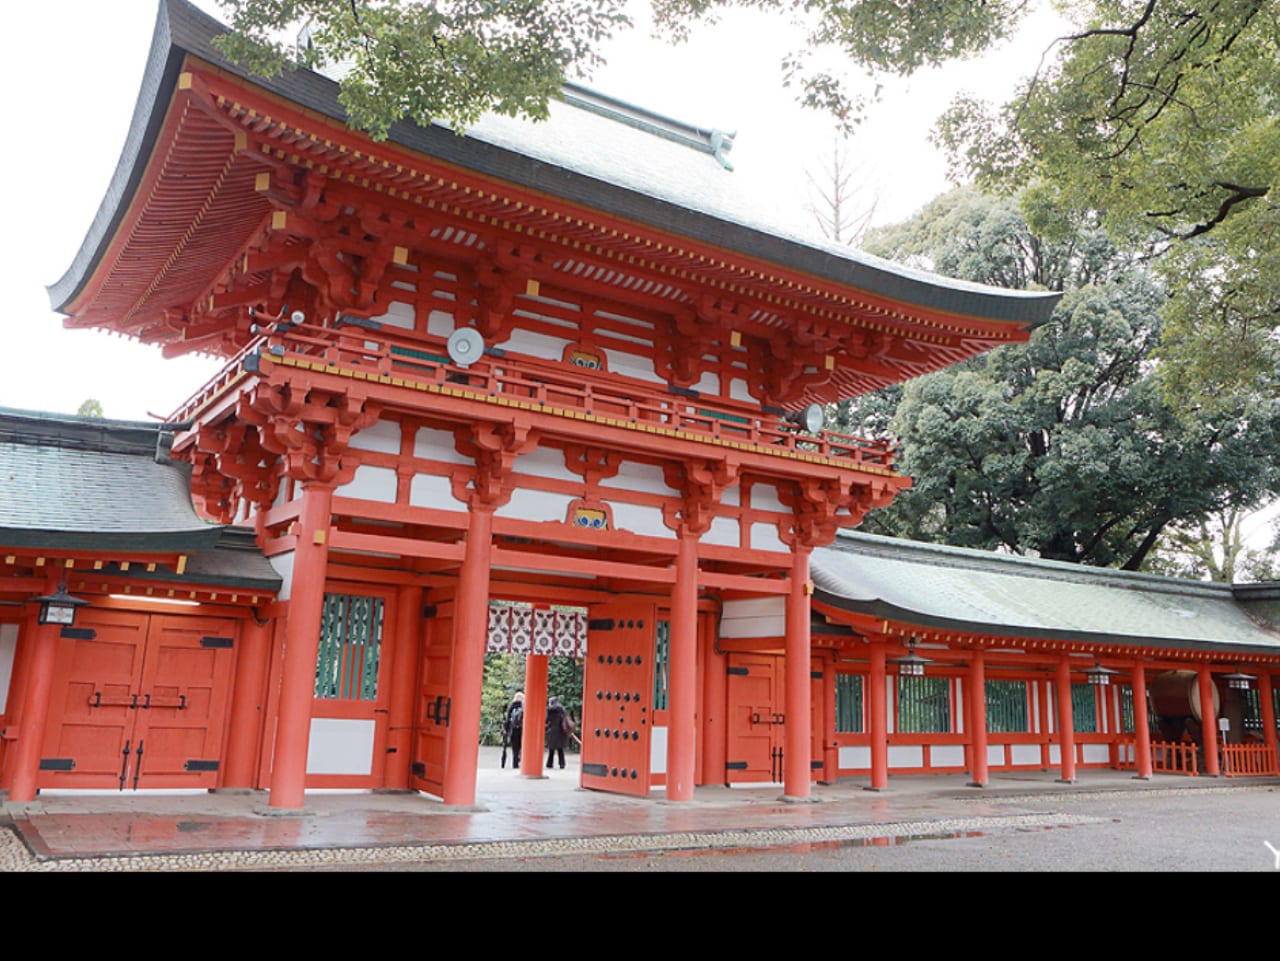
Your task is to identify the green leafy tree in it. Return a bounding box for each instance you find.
[77,399,103,418]
[1145,508,1280,583]
[856,189,1280,570]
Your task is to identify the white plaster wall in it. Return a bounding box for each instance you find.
[719,596,785,639]
[306,718,375,775]
[500,328,571,363]
[986,745,1005,767]
[1082,744,1111,764]
[337,465,398,502]
[888,745,924,769]
[931,745,966,767]
[349,419,402,454]
[496,489,576,524]
[650,725,667,775]
[413,426,475,464]
[692,371,720,395]
[748,483,786,513]
[1010,744,1042,766]
[729,378,755,403]
[719,486,739,507]
[369,299,415,331]
[1048,744,1061,764]
[511,447,574,484]
[601,461,678,496]
[409,474,468,511]
[269,551,295,602]
[701,515,739,548]
[607,501,668,538]
[750,522,787,553]
[955,683,965,733]
[427,309,454,338]
[0,623,17,713]
[839,745,871,769]
[605,350,664,385]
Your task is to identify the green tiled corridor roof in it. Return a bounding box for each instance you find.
[813,531,1280,655]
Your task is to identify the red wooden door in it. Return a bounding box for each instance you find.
[725,652,785,783]
[410,610,452,798]
[40,609,237,790]
[580,598,656,797]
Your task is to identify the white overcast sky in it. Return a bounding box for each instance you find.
[0,1,1068,422]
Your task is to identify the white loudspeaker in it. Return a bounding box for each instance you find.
[446,327,485,367]
[785,403,825,434]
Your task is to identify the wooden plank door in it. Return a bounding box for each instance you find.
[725,652,784,783]
[580,598,657,797]
[410,610,452,798]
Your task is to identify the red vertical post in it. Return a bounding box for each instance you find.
[968,649,988,787]
[1038,678,1052,769]
[820,652,837,783]
[384,584,423,790]
[1197,664,1220,776]
[222,617,273,788]
[443,506,493,805]
[868,640,888,791]
[667,530,698,801]
[1056,657,1077,783]
[7,604,62,804]
[268,482,334,811]
[1260,671,1278,772]
[783,545,812,801]
[520,653,548,778]
[1132,661,1152,780]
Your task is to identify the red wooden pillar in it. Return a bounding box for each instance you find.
[268,482,334,811]
[1260,671,1278,772]
[1197,664,1221,776]
[667,530,699,801]
[868,641,888,791]
[820,652,838,783]
[384,584,423,790]
[783,545,812,801]
[1055,656,1077,783]
[520,653,548,777]
[443,506,494,805]
[7,603,62,804]
[968,649,989,787]
[1038,678,1052,769]
[221,616,273,788]
[1132,661,1153,780]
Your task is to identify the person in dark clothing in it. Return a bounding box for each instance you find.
[545,695,573,770]
[503,692,524,768]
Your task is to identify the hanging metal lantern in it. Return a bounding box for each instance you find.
[35,582,89,626]
[1222,666,1255,691]
[1085,660,1120,687]
[891,637,931,677]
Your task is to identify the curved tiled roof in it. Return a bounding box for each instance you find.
[812,531,1280,656]
[49,0,1060,332]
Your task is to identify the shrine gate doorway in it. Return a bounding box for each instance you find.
[724,651,824,785]
[39,607,238,791]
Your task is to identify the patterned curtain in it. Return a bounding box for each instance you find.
[487,603,587,657]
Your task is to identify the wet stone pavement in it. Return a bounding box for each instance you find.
[2,747,1276,871]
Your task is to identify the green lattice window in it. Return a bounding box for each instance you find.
[897,675,951,733]
[1071,682,1098,733]
[1119,684,1135,733]
[1242,687,1280,733]
[315,593,385,701]
[985,679,1029,733]
[652,620,670,710]
[835,674,864,733]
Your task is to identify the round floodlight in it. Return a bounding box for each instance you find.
[447,327,485,368]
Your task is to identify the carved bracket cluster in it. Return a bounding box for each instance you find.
[563,444,622,488]
[471,245,541,342]
[661,458,740,537]
[777,475,898,548]
[243,382,382,486]
[450,418,541,511]
[188,421,282,523]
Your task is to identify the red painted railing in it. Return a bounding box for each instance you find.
[170,320,897,470]
[1220,741,1279,777]
[1151,740,1199,776]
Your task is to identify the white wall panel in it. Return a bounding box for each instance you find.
[427,309,454,338]
[369,299,415,330]
[349,419,401,454]
[600,461,678,496]
[650,725,667,774]
[931,745,966,767]
[748,482,786,513]
[888,745,924,769]
[1010,744,1042,766]
[269,551,295,602]
[702,516,740,548]
[511,447,575,484]
[607,501,668,538]
[337,465,397,502]
[496,489,576,523]
[413,426,474,464]
[307,718,375,775]
[750,522,786,553]
[409,474,467,511]
[719,596,786,639]
[839,745,871,769]
[0,624,16,713]
[1082,744,1110,764]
